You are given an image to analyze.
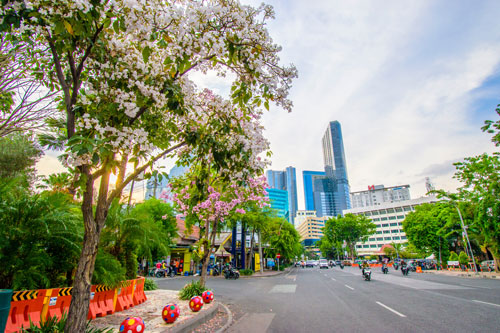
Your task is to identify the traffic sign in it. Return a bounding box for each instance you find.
[277,253,281,258]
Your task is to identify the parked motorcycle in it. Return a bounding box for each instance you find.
[362,267,371,281]
[212,266,221,276]
[223,266,240,279]
[382,264,389,274]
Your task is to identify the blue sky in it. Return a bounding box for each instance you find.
[38,1,500,209]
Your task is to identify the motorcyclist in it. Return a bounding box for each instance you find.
[361,260,370,276]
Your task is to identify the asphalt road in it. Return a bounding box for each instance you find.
[155,266,500,332]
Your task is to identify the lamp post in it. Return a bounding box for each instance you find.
[455,205,478,274]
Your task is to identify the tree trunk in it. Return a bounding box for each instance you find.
[258,229,263,274]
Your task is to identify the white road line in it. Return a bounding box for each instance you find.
[344,284,354,290]
[331,277,336,281]
[376,301,407,317]
[473,300,500,307]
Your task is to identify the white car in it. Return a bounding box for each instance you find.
[319,259,329,269]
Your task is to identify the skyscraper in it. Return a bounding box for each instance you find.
[302,170,326,211]
[265,167,298,223]
[321,121,351,216]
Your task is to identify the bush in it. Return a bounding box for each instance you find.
[239,269,253,276]
[144,278,157,291]
[449,251,459,261]
[458,251,469,265]
[178,280,207,300]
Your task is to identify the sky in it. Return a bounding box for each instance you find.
[38,0,500,209]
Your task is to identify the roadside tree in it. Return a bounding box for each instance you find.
[322,214,376,262]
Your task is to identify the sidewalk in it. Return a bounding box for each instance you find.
[241,268,290,278]
[422,269,500,279]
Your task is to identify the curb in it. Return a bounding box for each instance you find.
[215,303,233,333]
[422,271,499,279]
[240,267,292,278]
[163,302,220,333]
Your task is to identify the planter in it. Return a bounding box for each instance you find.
[0,289,12,333]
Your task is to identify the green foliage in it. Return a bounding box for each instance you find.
[449,251,459,261]
[0,182,82,290]
[143,278,157,291]
[458,251,469,265]
[239,269,253,276]
[262,217,302,260]
[0,132,43,184]
[482,104,500,147]
[91,251,126,288]
[322,214,376,260]
[178,280,207,300]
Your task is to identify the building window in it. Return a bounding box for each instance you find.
[382,224,389,227]
[389,216,396,220]
[372,211,379,215]
[369,238,375,241]
[392,236,400,240]
[401,236,407,240]
[395,207,403,212]
[381,217,388,221]
[376,231,382,234]
[387,208,395,213]
[390,223,398,226]
[397,215,405,220]
[384,237,391,240]
[363,245,369,248]
[403,206,411,211]
[370,244,377,248]
[383,230,390,234]
[391,229,398,233]
[377,237,383,241]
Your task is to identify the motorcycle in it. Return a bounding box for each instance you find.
[339,263,344,269]
[212,266,221,276]
[155,267,175,278]
[362,267,371,281]
[401,264,409,276]
[223,266,240,279]
[382,265,389,274]
[394,263,399,270]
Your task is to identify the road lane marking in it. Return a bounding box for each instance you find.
[269,284,297,293]
[331,277,336,281]
[473,300,500,307]
[344,284,354,290]
[376,301,407,317]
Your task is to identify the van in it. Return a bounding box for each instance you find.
[319,259,329,269]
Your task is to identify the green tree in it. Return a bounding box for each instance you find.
[449,251,459,261]
[262,217,302,262]
[322,214,376,262]
[0,132,42,184]
[458,251,469,266]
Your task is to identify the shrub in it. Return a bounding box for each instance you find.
[458,251,469,265]
[239,269,253,276]
[448,251,459,261]
[144,278,157,291]
[178,280,207,300]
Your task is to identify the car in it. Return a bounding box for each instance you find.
[313,260,319,266]
[335,260,341,265]
[319,259,329,269]
[306,260,315,268]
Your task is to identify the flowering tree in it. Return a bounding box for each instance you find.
[1,1,296,330]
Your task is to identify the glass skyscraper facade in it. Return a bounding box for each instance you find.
[266,167,298,223]
[266,188,289,220]
[321,121,352,216]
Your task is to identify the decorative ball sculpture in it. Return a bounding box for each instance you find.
[189,295,204,312]
[162,304,180,324]
[202,290,214,304]
[119,317,145,333]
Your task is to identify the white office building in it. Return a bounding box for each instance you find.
[294,210,318,228]
[343,196,438,256]
[350,184,411,208]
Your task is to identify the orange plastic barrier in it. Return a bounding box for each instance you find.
[5,289,50,333]
[45,287,72,320]
[416,266,422,273]
[114,281,134,312]
[132,278,147,306]
[88,285,115,319]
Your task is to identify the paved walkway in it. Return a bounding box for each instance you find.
[423,269,499,279]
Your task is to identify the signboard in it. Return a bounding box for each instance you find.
[276,253,281,258]
[49,297,57,306]
[255,253,261,271]
[90,292,95,300]
[447,261,459,266]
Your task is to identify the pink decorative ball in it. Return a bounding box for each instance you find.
[162,304,180,324]
[202,290,214,304]
[189,296,204,312]
[119,317,145,333]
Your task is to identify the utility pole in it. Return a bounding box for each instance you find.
[455,205,478,274]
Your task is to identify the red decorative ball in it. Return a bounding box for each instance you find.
[162,304,180,324]
[119,316,145,333]
[202,290,214,304]
[189,296,204,312]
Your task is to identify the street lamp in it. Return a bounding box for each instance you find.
[455,205,478,274]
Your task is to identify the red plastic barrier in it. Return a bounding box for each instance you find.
[5,289,49,333]
[88,285,115,319]
[45,287,72,320]
[114,281,133,312]
[132,278,147,306]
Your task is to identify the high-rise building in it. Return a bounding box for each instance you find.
[296,215,330,257]
[266,167,298,223]
[303,170,326,211]
[145,164,189,201]
[266,188,289,220]
[350,184,411,208]
[294,210,317,228]
[320,121,351,216]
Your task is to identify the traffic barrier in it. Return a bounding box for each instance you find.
[88,285,115,319]
[46,287,72,320]
[5,289,50,333]
[416,266,422,273]
[132,278,147,306]
[114,281,134,312]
